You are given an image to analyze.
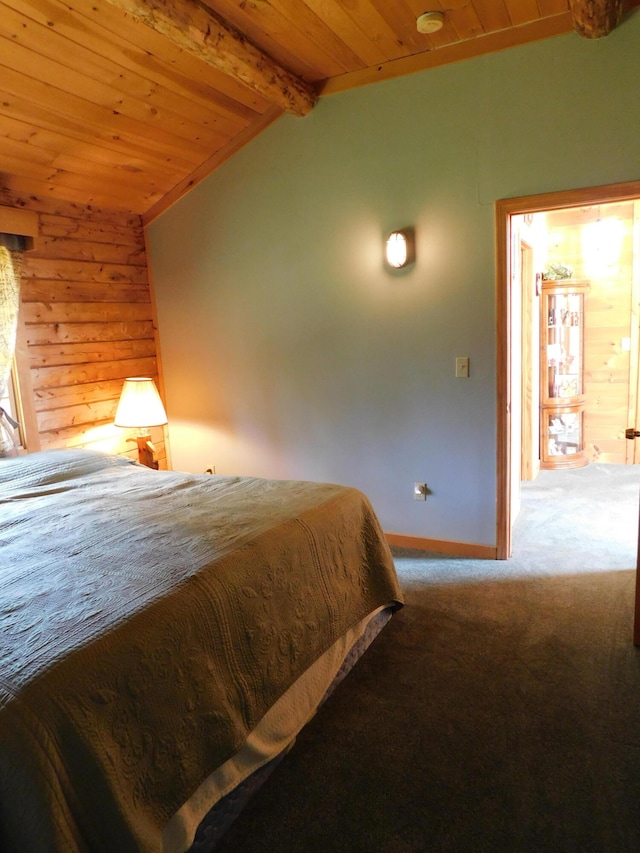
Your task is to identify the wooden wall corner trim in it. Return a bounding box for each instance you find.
[143,227,172,471]
[385,532,498,560]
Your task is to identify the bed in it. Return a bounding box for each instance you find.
[0,449,403,852]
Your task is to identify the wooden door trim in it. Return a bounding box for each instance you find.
[520,240,535,481]
[635,528,640,645]
[631,200,640,465]
[496,178,640,560]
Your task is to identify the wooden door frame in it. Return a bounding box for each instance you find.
[631,200,640,465]
[495,178,640,560]
[520,240,536,482]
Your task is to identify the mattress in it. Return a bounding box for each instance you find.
[182,606,393,852]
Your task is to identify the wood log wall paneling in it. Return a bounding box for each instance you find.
[5,192,168,467]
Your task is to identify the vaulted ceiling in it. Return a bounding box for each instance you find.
[0,0,636,222]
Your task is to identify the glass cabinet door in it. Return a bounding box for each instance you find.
[544,289,585,403]
[541,407,584,465]
[540,280,589,470]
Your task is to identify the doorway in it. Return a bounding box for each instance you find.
[496,179,640,559]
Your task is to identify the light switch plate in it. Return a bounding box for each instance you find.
[456,356,470,378]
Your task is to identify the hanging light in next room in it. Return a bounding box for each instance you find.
[581,207,624,276]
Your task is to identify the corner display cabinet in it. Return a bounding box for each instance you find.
[540,279,590,469]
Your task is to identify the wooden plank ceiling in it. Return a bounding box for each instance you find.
[0,0,636,222]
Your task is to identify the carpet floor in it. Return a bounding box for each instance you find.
[216,464,640,852]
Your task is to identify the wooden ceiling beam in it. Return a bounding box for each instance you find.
[569,0,624,38]
[101,0,317,117]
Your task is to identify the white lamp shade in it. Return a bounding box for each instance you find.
[114,377,167,429]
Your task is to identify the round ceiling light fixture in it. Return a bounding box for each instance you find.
[416,11,445,34]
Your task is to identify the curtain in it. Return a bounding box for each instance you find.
[0,246,22,455]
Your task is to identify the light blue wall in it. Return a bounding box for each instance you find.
[149,15,640,547]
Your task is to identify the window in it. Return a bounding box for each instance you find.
[0,363,24,452]
[0,243,27,456]
[0,208,39,455]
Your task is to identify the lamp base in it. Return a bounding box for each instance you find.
[127,434,159,469]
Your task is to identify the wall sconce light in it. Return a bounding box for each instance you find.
[385,228,415,269]
[114,377,168,468]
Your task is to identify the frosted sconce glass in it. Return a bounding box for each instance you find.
[385,228,415,269]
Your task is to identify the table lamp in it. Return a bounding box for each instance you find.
[114,377,168,468]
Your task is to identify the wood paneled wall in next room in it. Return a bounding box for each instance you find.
[545,201,639,465]
[4,191,168,467]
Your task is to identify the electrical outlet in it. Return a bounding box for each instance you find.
[414,482,427,501]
